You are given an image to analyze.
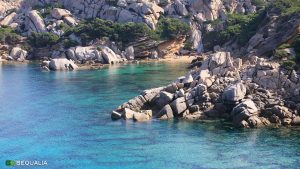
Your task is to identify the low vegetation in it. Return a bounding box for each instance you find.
[203,10,266,50]
[272,0,300,16]
[155,18,190,40]
[0,26,22,44]
[275,49,289,59]
[66,18,190,48]
[28,32,60,47]
[282,60,296,70]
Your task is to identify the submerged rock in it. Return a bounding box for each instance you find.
[111,111,122,120]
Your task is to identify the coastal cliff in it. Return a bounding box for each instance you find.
[0,0,270,69]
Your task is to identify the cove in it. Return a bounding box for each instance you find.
[0,62,300,169]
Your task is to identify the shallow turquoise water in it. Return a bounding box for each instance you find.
[0,62,300,169]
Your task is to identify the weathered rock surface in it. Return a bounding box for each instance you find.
[0,12,16,26]
[170,97,187,116]
[26,10,47,33]
[48,58,78,71]
[222,83,247,104]
[66,46,103,62]
[112,51,300,128]
[133,112,151,122]
[51,8,72,19]
[101,46,124,64]
[10,47,27,62]
[123,108,136,120]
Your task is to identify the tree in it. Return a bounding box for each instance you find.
[28,32,60,47]
[155,18,190,40]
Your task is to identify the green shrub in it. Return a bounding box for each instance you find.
[71,18,114,45]
[252,0,267,7]
[0,26,21,44]
[59,23,71,32]
[282,60,296,70]
[278,43,291,49]
[272,0,300,16]
[67,18,189,48]
[113,22,152,46]
[183,41,193,50]
[275,49,289,59]
[155,18,190,40]
[28,32,60,47]
[217,10,267,46]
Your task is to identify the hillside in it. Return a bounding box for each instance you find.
[0,0,299,69]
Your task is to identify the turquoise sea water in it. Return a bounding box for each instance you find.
[0,62,300,169]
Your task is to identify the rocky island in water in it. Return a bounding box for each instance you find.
[1,0,300,167]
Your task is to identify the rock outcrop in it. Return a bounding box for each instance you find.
[65,45,127,64]
[26,10,47,33]
[48,58,78,71]
[112,51,300,128]
[101,46,124,64]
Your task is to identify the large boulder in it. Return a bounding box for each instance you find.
[174,0,188,16]
[231,99,258,117]
[223,82,247,103]
[124,46,135,60]
[157,104,174,119]
[123,108,136,120]
[0,12,16,26]
[133,112,151,122]
[190,0,225,20]
[156,91,174,108]
[10,47,27,61]
[51,8,72,19]
[170,97,187,116]
[66,46,103,62]
[190,26,203,53]
[208,52,232,70]
[27,10,46,33]
[64,16,77,26]
[101,46,123,64]
[48,58,78,71]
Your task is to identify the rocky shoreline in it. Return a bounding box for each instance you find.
[111,51,300,128]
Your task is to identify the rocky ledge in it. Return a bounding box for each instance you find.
[111,52,300,128]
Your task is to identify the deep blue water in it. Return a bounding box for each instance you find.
[0,62,300,169]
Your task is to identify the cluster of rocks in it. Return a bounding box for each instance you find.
[40,44,132,71]
[25,8,78,35]
[0,46,28,62]
[66,45,126,64]
[112,51,300,128]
